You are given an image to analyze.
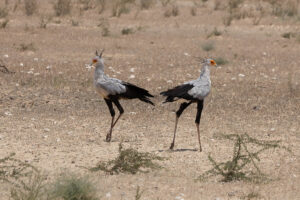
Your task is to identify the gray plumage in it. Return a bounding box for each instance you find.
[160,58,217,151]
[185,61,211,100]
[161,59,215,102]
[91,50,154,142]
[94,60,126,98]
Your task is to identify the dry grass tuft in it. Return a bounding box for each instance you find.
[201,41,215,52]
[10,172,47,200]
[270,0,299,18]
[164,4,179,17]
[90,143,165,174]
[48,173,99,200]
[111,0,134,17]
[71,19,79,26]
[78,0,93,11]
[159,0,171,7]
[215,57,228,65]
[121,27,134,35]
[0,6,8,18]
[135,186,144,200]
[140,0,155,10]
[198,133,290,183]
[0,18,9,29]
[98,18,110,36]
[96,0,106,14]
[53,0,72,16]
[190,6,197,16]
[207,27,222,38]
[19,43,36,51]
[24,0,38,16]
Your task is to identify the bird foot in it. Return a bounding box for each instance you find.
[169,143,174,150]
[199,147,202,152]
[105,134,111,142]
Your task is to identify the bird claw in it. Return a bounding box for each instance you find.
[169,143,174,150]
[105,134,111,142]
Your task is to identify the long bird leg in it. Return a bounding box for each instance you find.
[170,101,193,150]
[104,99,115,142]
[195,100,204,151]
[111,99,124,128]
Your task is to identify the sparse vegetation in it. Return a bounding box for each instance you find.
[39,15,52,29]
[53,0,72,16]
[0,19,9,29]
[96,0,106,14]
[207,27,222,38]
[270,0,299,18]
[214,0,222,10]
[160,0,171,7]
[122,27,134,35]
[228,0,244,11]
[111,0,134,17]
[98,18,110,36]
[135,186,144,200]
[223,14,233,26]
[48,173,99,200]
[24,0,38,16]
[78,0,93,11]
[198,133,290,183]
[10,172,47,200]
[140,0,154,10]
[190,6,197,16]
[90,143,164,174]
[0,6,8,18]
[242,191,261,200]
[0,153,46,200]
[19,43,36,51]
[215,57,228,65]
[71,19,79,26]
[282,32,295,39]
[164,4,179,17]
[201,41,215,52]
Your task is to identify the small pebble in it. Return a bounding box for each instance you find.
[4,111,12,116]
[129,74,135,79]
[106,192,111,198]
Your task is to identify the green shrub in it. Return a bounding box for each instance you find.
[49,173,99,200]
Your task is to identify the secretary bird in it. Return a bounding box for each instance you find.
[91,50,154,142]
[160,59,217,151]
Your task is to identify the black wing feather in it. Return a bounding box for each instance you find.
[160,84,194,103]
[115,82,154,105]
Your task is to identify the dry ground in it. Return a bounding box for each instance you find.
[0,0,300,199]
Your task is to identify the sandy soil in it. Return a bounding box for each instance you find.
[0,0,300,199]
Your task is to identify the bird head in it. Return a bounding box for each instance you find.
[203,58,217,67]
[91,49,104,66]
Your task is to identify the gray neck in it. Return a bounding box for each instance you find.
[200,64,210,78]
[94,62,105,77]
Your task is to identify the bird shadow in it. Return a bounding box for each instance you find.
[158,148,198,153]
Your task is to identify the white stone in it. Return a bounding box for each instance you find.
[129,74,135,79]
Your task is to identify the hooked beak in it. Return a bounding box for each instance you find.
[91,59,97,66]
